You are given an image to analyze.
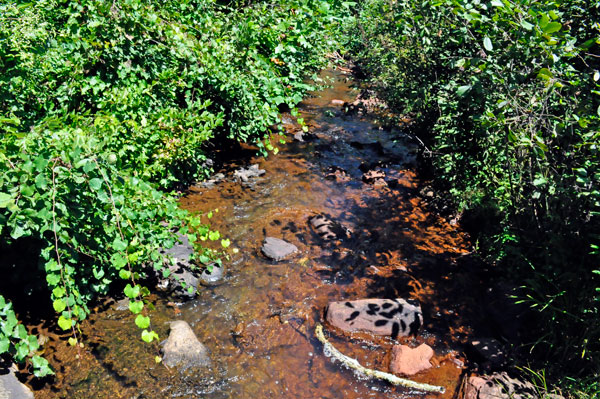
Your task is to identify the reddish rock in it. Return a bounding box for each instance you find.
[330,99,345,106]
[325,298,423,338]
[390,343,433,375]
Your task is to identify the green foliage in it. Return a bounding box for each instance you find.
[0,0,347,376]
[0,295,52,377]
[347,0,600,384]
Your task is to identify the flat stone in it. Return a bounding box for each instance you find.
[325,298,423,338]
[0,364,34,399]
[390,343,433,376]
[261,237,298,261]
[464,372,538,399]
[331,99,345,106]
[161,321,210,370]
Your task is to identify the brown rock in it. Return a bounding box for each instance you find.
[330,99,345,106]
[463,372,538,399]
[390,343,433,375]
[325,298,423,338]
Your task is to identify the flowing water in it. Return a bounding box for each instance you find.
[33,69,485,399]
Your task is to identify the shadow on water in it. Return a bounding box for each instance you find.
[33,69,500,399]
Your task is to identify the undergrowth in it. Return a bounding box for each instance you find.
[0,0,351,376]
[346,0,599,395]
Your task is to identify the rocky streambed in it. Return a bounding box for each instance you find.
[25,69,543,399]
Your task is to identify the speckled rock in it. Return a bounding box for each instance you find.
[325,298,423,338]
[309,214,351,241]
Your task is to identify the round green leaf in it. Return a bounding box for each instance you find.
[129,301,144,314]
[53,299,67,313]
[135,315,150,329]
[57,316,72,331]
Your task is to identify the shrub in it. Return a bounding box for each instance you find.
[0,0,348,375]
[347,0,600,383]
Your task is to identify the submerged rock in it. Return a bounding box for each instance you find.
[325,298,423,338]
[390,343,433,376]
[233,164,265,183]
[199,263,225,286]
[0,364,34,399]
[309,214,351,241]
[161,321,210,370]
[324,166,350,182]
[463,372,539,399]
[362,169,386,185]
[197,172,226,189]
[261,237,298,261]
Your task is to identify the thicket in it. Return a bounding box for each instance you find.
[0,0,347,376]
[347,0,600,392]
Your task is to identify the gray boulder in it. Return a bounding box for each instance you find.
[161,321,210,370]
[261,237,298,261]
[158,234,199,299]
[0,364,34,399]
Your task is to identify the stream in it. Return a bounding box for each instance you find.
[34,69,484,399]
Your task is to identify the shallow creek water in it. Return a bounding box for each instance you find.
[34,69,484,399]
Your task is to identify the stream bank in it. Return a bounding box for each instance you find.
[29,68,519,399]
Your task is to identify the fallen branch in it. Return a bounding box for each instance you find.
[315,323,445,394]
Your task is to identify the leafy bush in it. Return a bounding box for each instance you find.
[0,295,52,377]
[347,0,599,384]
[0,0,347,375]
